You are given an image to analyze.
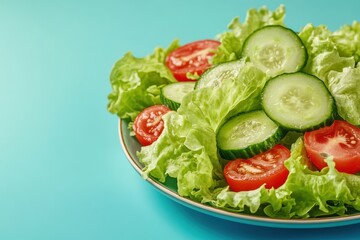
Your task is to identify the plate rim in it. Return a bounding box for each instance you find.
[118,119,360,228]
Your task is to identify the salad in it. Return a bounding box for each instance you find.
[107,5,360,219]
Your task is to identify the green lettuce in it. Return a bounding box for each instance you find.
[107,40,179,121]
[298,24,355,83]
[327,65,360,125]
[299,24,360,125]
[212,5,286,64]
[332,21,360,62]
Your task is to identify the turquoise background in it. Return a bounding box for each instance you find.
[1,0,360,239]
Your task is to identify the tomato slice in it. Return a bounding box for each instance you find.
[133,105,171,146]
[223,145,291,192]
[165,39,220,81]
[304,120,360,174]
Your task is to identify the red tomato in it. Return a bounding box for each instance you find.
[304,120,360,174]
[223,145,291,192]
[165,39,221,81]
[133,105,171,146]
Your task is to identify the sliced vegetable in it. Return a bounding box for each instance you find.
[133,105,171,146]
[304,120,360,174]
[160,82,195,110]
[212,5,286,65]
[165,40,221,81]
[224,145,290,191]
[195,60,245,89]
[261,72,335,131]
[242,25,307,77]
[217,110,285,159]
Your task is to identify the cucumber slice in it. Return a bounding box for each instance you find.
[242,25,307,77]
[160,82,195,110]
[261,72,335,131]
[217,110,285,160]
[195,60,244,89]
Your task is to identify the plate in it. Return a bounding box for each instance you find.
[118,119,360,228]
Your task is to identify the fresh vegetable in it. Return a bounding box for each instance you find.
[165,40,221,81]
[223,145,290,191]
[261,72,335,131]
[133,105,171,146]
[327,66,360,126]
[217,110,285,159]
[332,21,360,62]
[242,25,307,77]
[108,40,178,121]
[304,120,360,174]
[212,5,286,65]
[160,82,195,110]
[195,60,246,89]
[298,24,360,126]
[108,5,360,219]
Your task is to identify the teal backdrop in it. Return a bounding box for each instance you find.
[1,0,360,239]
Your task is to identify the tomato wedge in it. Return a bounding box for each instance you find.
[133,105,171,146]
[304,120,360,174]
[165,39,220,81]
[223,145,291,192]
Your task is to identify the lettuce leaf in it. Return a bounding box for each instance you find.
[107,40,179,120]
[332,21,360,62]
[178,59,267,132]
[298,24,355,83]
[299,24,360,125]
[212,5,286,64]
[139,111,222,200]
[327,65,360,125]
